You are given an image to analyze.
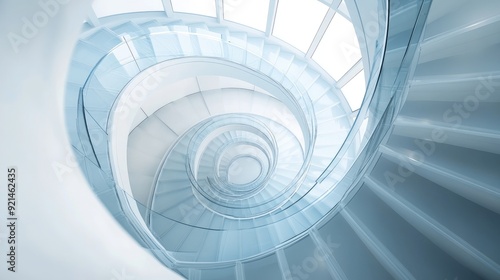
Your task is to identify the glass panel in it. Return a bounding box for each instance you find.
[244,254,283,280]
[200,266,236,280]
[171,0,216,17]
[312,12,361,80]
[284,235,333,279]
[223,0,270,31]
[92,0,164,18]
[273,0,328,52]
[341,69,366,111]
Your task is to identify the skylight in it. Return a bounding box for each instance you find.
[341,70,366,111]
[170,0,217,17]
[273,0,329,52]
[223,0,270,32]
[312,12,361,81]
[90,0,367,112]
[92,0,164,18]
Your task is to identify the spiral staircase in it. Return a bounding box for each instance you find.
[65,0,500,279]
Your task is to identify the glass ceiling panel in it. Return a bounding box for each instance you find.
[341,70,365,111]
[273,0,329,52]
[171,0,216,17]
[92,0,164,18]
[223,0,270,31]
[312,12,361,80]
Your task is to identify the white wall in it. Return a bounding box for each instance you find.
[0,1,183,279]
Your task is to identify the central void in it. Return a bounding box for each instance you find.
[228,156,262,185]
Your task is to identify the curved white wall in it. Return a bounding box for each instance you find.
[0,1,183,279]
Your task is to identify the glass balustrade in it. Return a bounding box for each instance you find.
[67,0,432,274]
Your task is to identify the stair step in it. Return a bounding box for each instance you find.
[365,176,500,279]
[379,137,500,214]
[393,115,500,155]
[83,27,122,52]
